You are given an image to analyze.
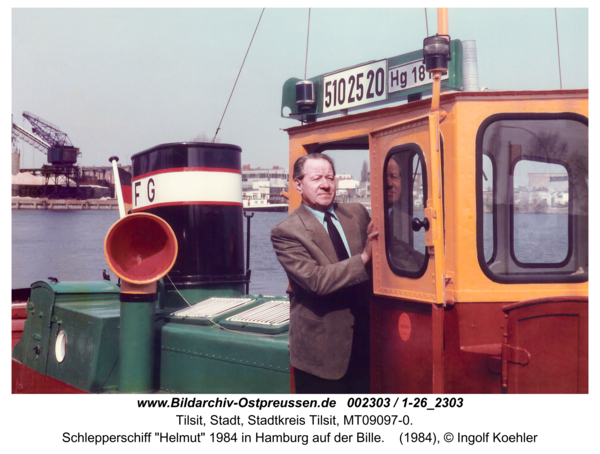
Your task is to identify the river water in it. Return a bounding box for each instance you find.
[11,210,290,295]
[11,210,570,293]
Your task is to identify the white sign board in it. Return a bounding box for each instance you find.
[323,60,387,113]
[388,59,449,94]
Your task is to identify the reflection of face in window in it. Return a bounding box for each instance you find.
[386,158,402,205]
[385,152,426,274]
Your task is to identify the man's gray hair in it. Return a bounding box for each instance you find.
[293,153,336,181]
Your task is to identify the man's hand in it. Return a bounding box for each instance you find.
[360,221,379,265]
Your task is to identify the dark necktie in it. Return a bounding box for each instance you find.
[324,211,349,261]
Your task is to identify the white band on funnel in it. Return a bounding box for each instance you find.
[131,167,242,211]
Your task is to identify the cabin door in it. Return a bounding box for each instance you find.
[369,113,445,304]
[369,113,447,393]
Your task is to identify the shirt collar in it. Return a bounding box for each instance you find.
[303,203,337,223]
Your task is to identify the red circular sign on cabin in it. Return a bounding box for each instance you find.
[398,313,411,341]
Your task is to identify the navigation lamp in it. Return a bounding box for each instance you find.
[295,80,316,112]
[423,35,451,72]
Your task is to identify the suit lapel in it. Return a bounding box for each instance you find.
[335,204,364,256]
[296,204,338,264]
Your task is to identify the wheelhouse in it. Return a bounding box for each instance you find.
[284,89,588,393]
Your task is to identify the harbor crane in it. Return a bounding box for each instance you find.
[21,111,81,164]
[12,111,82,198]
[12,112,81,160]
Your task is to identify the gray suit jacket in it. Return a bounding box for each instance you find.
[270,203,371,379]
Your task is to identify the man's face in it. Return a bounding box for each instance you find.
[294,158,336,211]
[386,158,402,204]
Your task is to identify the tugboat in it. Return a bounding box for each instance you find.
[12,8,587,394]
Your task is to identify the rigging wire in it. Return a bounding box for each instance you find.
[425,8,429,36]
[554,8,563,90]
[212,8,265,143]
[304,8,311,80]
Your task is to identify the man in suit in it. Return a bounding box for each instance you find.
[270,153,378,393]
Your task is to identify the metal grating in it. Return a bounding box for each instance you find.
[172,297,253,319]
[227,300,290,326]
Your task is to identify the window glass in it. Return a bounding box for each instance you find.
[482,154,494,263]
[384,146,428,277]
[513,160,569,264]
[478,115,588,283]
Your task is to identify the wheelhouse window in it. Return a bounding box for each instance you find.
[384,145,428,277]
[477,114,588,283]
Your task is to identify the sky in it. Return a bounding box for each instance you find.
[11,7,589,181]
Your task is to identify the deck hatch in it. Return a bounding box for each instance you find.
[227,300,290,326]
[220,300,290,334]
[171,297,254,324]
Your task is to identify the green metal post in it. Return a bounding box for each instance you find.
[119,300,155,393]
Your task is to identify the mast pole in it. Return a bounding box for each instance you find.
[109,156,126,218]
[430,8,449,113]
[437,7,448,35]
[428,7,450,393]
